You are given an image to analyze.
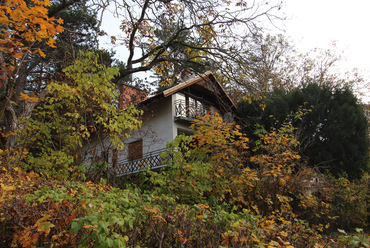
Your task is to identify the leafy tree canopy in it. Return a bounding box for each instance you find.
[18,51,142,179]
[237,83,369,180]
[0,0,109,150]
[95,0,284,85]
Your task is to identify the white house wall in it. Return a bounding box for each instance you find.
[84,92,227,166]
[119,95,175,162]
[142,96,175,152]
[122,92,204,160]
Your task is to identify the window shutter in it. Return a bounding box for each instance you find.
[128,139,143,161]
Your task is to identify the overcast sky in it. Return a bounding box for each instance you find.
[282,0,370,74]
[99,0,370,94]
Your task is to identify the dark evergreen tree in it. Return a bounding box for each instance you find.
[237,83,369,180]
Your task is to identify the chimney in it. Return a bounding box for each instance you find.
[119,84,147,110]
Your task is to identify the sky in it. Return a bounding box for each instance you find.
[282,0,370,75]
[99,0,370,97]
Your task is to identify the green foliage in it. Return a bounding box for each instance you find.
[0,169,329,248]
[338,228,370,248]
[0,0,104,153]
[3,107,368,247]
[0,138,367,248]
[237,83,370,180]
[18,51,142,179]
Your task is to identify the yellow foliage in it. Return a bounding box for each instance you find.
[19,92,39,103]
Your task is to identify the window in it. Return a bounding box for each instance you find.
[101,150,109,163]
[112,149,118,167]
[128,139,143,161]
[177,128,193,136]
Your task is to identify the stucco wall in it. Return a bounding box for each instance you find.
[142,96,174,152]
[83,92,226,165]
[116,95,175,162]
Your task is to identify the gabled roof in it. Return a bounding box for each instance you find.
[162,71,213,97]
[143,71,236,109]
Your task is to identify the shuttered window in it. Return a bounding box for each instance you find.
[128,139,143,161]
[112,149,118,167]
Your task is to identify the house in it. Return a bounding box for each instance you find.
[97,71,236,176]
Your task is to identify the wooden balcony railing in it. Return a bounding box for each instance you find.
[112,148,173,176]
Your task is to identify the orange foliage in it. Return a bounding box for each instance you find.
[190,111,249,168]
[0,168,111,247]
[0,0,64,82]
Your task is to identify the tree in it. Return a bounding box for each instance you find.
[237,83,369,180]
[0,0,109,150]
[225,33,295,100]
[226,35,368,102]
[95,0,284,84]
[0,0,65,146]
[150,22,213,87]
[18,52,142,179]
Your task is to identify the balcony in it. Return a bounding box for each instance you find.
[174,99,234,123]
[174,99,210,123]
[112,148,173,176]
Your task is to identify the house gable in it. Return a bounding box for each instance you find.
[162,71,236,111]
